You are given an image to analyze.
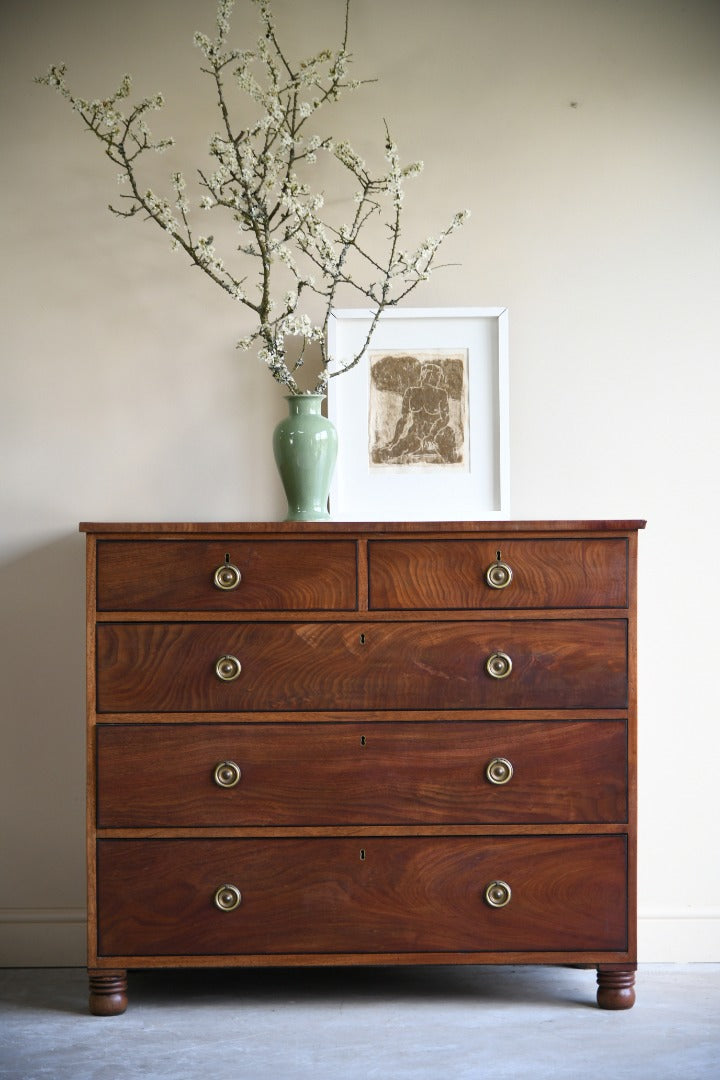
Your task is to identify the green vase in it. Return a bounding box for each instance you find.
[273,394,338,521]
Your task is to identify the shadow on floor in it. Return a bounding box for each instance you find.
[1,964,596,1017]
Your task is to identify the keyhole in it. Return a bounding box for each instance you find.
[360,633,366,645]
[360,735,366,747]
[360,849,366,861]
[496,549,502,561]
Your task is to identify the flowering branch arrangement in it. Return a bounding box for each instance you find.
[37,0,469,394]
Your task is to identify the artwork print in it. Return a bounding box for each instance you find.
[369,349,469,468]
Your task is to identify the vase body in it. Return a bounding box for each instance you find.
[273,395,338,521]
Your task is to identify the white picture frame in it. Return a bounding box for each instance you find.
[327,307,509,521]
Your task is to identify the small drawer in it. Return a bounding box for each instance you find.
[96,721,627,827]
[96,619,628,713]
[368,539,628,609]
[96,540,357,611]
[96,835,628,957]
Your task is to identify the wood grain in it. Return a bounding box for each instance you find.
[96,619,628,713]
[96,539,357,611]
[96,720,627,827]
[368,538,628,609]
[96,835,627,956]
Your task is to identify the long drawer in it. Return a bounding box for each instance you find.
[96,540,358,611]
[96,620,628,713]
[96,836,628,956]
[368,538,628,609]
[96,721,627,826]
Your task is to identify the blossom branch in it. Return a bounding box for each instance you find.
[37,0,469,394]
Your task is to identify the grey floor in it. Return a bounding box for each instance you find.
[1,965,719,1080]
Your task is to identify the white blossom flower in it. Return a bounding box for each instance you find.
[450,209,471,229]
[172,172,189,213]
[216,0,235,41]
[334,140,366,174]
[194,31,212,56]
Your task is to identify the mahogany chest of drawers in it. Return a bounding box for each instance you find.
[80,520,644,1014]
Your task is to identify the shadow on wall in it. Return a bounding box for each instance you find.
[0,532,86,905]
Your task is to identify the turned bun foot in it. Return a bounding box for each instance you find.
[89,970,128,1016]
[596,967,636,1010]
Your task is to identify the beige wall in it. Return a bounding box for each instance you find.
[1,0,719,964]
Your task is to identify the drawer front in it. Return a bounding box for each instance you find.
[96,540,357,611]
[368,539,628,609]
[96,721,627,827]
[96,620,628,712]
[96,836,627,956]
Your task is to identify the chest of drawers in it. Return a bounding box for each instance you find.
[81,520,643,1014]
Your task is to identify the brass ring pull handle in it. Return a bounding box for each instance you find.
[486,757,514,785]
[213,884,242,912]
[213,556,242,591]
[213,760,242,788]
[484,880,512,908]
[215,655,242,682]
[485,560,513,590]
[486,652,513,679]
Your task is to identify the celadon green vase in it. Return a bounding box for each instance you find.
[272,394,338,521]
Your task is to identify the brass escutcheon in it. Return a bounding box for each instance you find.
[486,757,514,785]
[485,880,512,908]
[214,884,242,912]
[213,760,242,788]
[215,655,242,682]
[486,652,513,679]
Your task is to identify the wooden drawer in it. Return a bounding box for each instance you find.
[96,540,357,611]
[368,539,628,609]
[96,721,627,827]
[96,836,628,956]
[96,620,628,713]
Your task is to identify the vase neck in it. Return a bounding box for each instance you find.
[286,394,325,416]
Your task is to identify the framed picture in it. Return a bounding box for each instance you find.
[327,307,509,520]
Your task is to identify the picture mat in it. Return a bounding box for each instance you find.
[328,308,508,521]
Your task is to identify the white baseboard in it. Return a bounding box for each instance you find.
[1,907,719,967]
[638,908,720,962]
[0,909,86,967]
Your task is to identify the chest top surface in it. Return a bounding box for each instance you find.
[80,520,646,535]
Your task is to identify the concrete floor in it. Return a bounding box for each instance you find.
[1,965,719,1080]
